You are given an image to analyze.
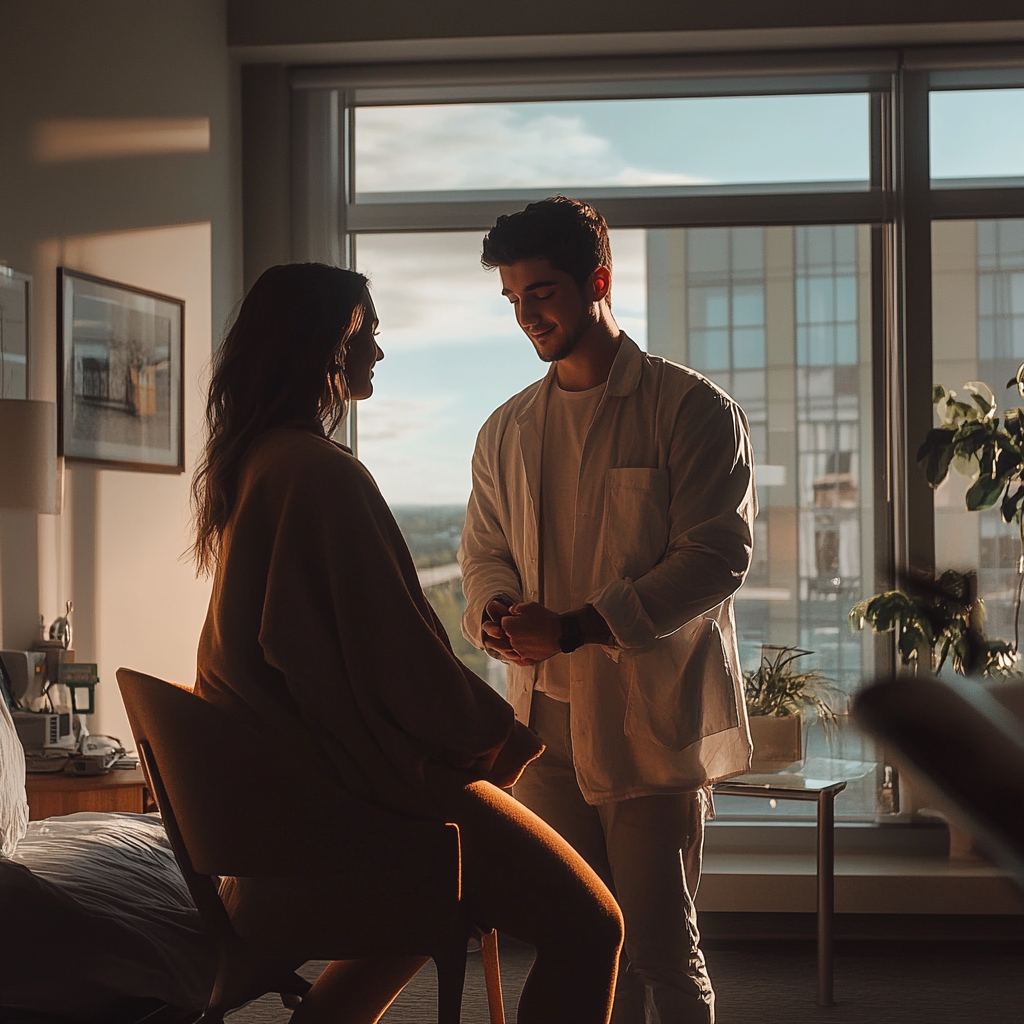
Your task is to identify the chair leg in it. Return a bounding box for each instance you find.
[434,941,469,1024]
[481,930,505,1024]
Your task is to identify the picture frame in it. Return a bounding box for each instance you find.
[58,268,184,472]
[0,267,31,400]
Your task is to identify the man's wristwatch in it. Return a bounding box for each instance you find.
[558,613,585,654]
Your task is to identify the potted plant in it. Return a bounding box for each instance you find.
[849,376,1023,843]
[849,567,1015,677]
[744,646,839,771]
[851,376,1022,677]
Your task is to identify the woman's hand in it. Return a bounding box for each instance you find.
[482,721,545,789]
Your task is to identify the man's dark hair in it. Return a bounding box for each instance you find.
[481,195,612,289]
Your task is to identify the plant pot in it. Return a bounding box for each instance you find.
[748,714,802,772]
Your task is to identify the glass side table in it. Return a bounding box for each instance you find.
[714,759,869,1006]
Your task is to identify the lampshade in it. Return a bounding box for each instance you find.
[0,400,63,514]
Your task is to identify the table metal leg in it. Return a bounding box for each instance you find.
[816,790,836,1006]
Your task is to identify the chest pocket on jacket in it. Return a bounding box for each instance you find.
[602,468,670,579]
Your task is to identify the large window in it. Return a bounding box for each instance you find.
[287,53,1024,822]
[933,218,1024,649]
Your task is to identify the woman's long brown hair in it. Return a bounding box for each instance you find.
[191,263,369,575]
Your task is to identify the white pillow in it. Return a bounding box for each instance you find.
[0,696,29,856]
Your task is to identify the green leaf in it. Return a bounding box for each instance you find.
[917,428,956,485]
[992,427,1022,458]
[953,421,992,457]
[864,591,912,633]
[1004,408,1024,439]
[936,568,973,603]
[993,441,1022,483]
[898,620,928,666]
[1002,484,1024,524]
[965,471,1008,511]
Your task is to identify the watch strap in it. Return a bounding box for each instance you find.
[558,613,584,654]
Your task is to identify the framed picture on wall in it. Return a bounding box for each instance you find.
[58,268,184,472]
[0,267,31,399]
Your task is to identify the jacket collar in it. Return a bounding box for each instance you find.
[605,333,644,398]
[515,331,643,427]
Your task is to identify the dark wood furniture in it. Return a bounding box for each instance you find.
[25,766,147,820]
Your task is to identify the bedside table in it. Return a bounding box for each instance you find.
[25,767,148,820]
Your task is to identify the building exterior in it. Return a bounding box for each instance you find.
[648,225,875,693]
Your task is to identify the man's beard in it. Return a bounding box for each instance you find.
[536,316,590,363]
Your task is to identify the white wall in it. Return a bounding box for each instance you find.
[0,1,239,739]
[35,225,216,742]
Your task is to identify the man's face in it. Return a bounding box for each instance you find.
[499,258,594,363]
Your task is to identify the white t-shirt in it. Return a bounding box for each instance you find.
[534,379,605,702]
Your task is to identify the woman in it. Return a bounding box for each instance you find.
[191,264,622,1024]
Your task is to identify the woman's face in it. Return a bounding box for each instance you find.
[341,292,383,401]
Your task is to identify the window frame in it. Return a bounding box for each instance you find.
[281,44,1024,823]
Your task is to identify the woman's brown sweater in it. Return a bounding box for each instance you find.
[195,425,529,820]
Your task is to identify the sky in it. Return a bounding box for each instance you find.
[355,93,872,193]
[930,89,1024,181]
[352,88,1024,508]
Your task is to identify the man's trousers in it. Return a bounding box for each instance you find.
[514,692,714,1024]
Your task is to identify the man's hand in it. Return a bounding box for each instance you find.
[482,596,536,667]
[501,602,562,664]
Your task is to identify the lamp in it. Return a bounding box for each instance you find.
[0,400,63,514]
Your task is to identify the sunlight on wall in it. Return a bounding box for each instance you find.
[32,118,211,163]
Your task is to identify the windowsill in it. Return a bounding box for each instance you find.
[699,821,1024,915]
[705,819,949,857]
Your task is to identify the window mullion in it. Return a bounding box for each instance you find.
[894,63,936,583]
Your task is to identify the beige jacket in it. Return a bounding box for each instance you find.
[459,335,756,804]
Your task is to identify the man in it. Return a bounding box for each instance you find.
[458,196,756,1024]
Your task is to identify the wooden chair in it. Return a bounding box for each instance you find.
[117,668,505,1024]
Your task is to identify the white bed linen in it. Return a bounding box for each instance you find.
[1,811,215,1015]
[0,694,29,857]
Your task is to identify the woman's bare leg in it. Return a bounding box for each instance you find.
[427,766,623,1024]
[289,956,429,1024]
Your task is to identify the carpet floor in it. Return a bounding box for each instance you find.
[225,936,1024,1023]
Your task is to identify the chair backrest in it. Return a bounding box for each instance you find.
[117,668,458,882]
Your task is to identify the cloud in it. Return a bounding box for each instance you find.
[362,447,472,506]
[358,232,513,350]
[355,105,707,193]
[356,395,452,444]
